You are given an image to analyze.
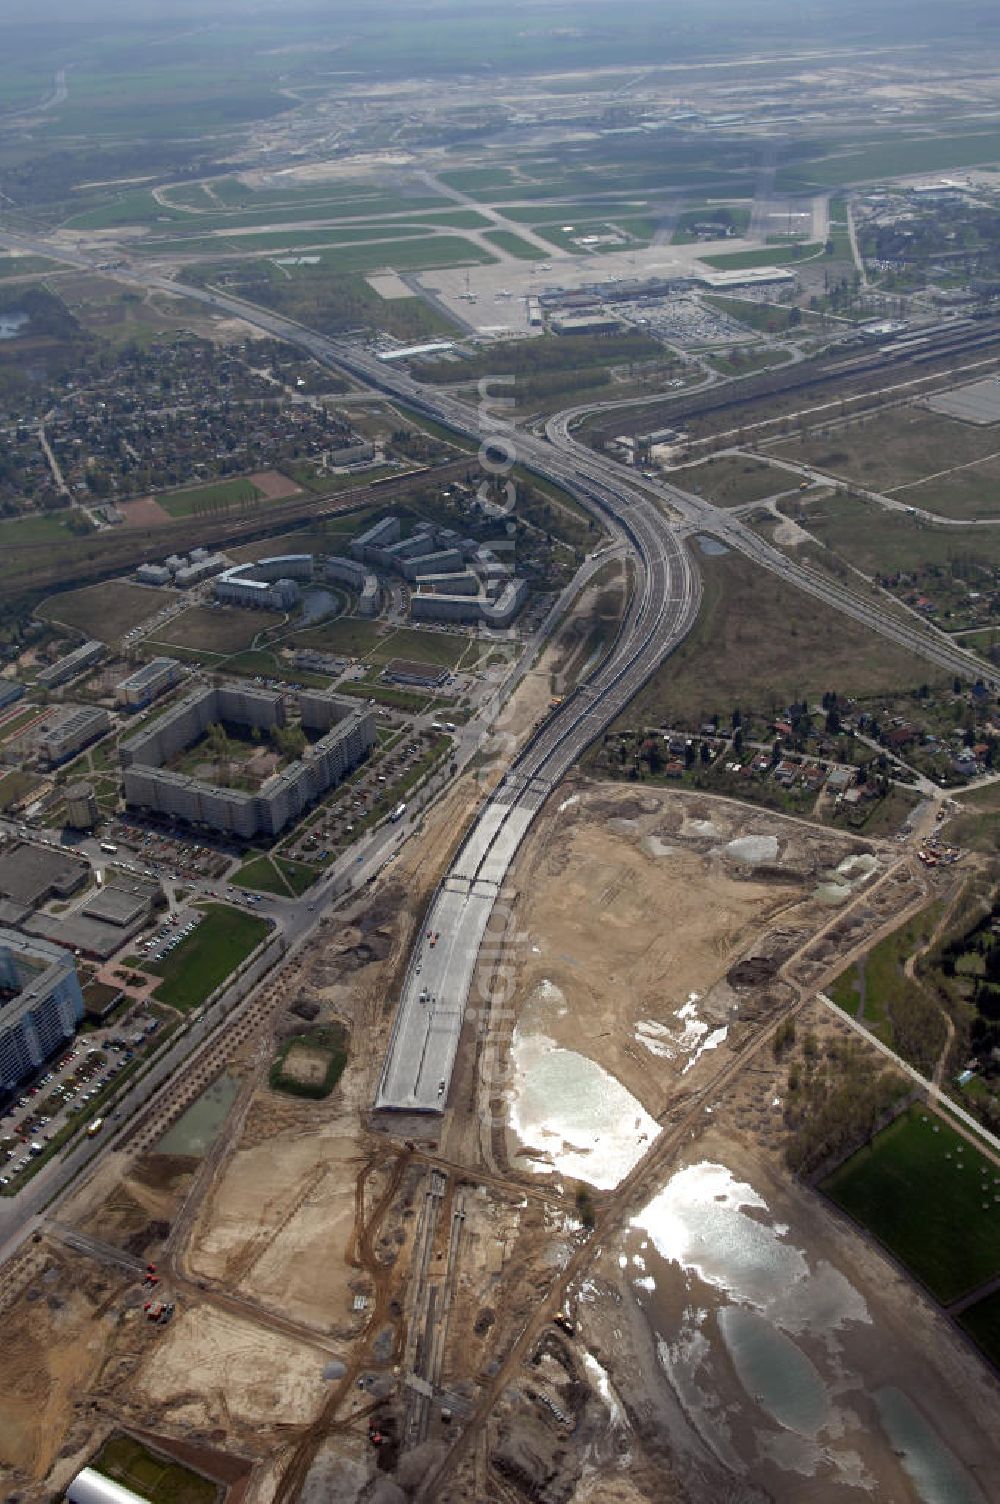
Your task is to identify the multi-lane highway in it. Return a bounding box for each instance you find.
[375,498,699,1111]
[0,226,995,1116]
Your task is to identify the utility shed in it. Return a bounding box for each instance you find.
[67,1469,151,1504]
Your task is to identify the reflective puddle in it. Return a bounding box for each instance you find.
[156,1072,239,1156]
[509,1024,659,1189]
[0,312,28,340]
[717,1305,830,1436]
[874,1387,985,1504]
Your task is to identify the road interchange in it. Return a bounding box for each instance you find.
[0,227,995,1115]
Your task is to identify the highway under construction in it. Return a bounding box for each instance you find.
[2,221,995,1118]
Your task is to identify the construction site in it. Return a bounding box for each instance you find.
[1,689,998,1504]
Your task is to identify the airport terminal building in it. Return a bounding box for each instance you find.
[0,930,84,1094]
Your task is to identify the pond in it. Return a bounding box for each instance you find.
[0,311,29,340]
[155,1072,239,1156]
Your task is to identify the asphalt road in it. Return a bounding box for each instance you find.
[0,223,995,1120]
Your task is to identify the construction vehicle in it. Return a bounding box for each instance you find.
[143,1299,175,1324]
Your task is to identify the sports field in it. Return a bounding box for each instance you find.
[157,477,263,518]
[94,1434,216,1504]
[823,1106,1000,1305]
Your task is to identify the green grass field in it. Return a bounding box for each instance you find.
[0,513,100,584]
[94,1434,216,1504]
[771,405,1000,521]
[36,580,174,642]
[140,225,436,257]
[157,606,263,655]
[703,295,821,335]
[483,229,548,259]
[0,255,62,280]
[200,235,496,280]
[942,782,1000,853]
[157,477,263,518]
[149,904,270,1011]
[270,1023,348,1100]
[611,549,947,732]
[293,618,472,670]
[703,347,793,378]
[670,455,792,508]
[823,1106,1000,1304]
[291,617,386,659]
[235,853,317,897]
[779,130,1000,190]
[701,243,823,270]
[827,903,942,1052]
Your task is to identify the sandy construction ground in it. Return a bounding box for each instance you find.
[500,783,881,1122]
[0,1258,121,1478]
[135,1305,329,1431]
[119,495,172,526]
[0,768,986,1504]
[248,468,302,500]
[187,1109,363,1332]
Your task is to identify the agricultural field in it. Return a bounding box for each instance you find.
[147,903,270,1011]
[823,1106,1000,1306]
[35,581,173,642]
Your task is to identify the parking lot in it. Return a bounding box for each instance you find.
[616,293,755,347]
[0,1009,163,1190]
[135,908,204,964]
[281,725,451,864]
